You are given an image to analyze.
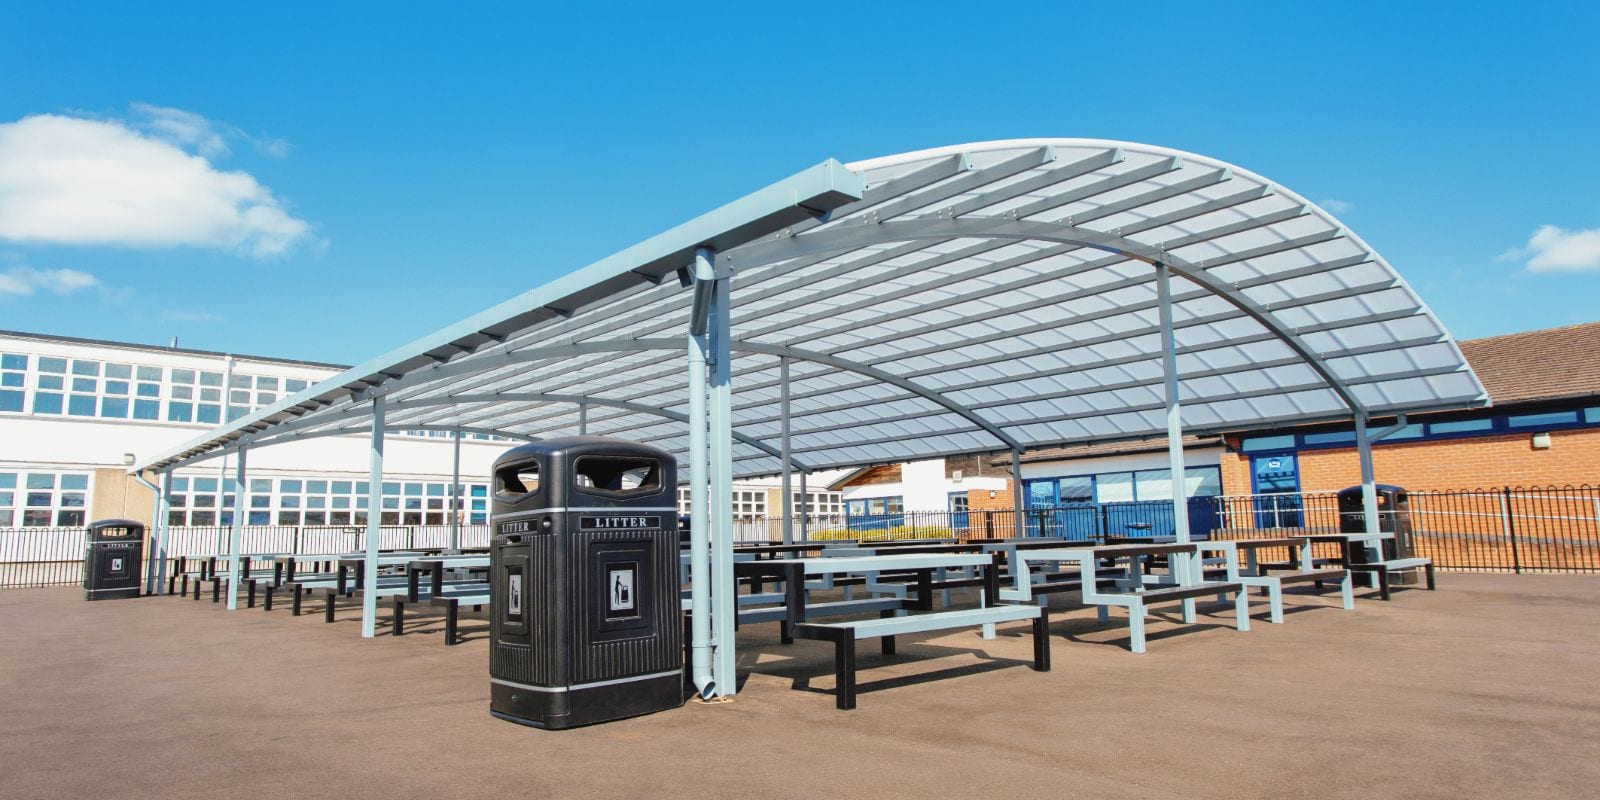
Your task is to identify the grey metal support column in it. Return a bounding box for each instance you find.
[449,431,462,552]
[1011,450,1025,537]
[706,247,738,699]
[780,355,793,546]
[225,446,248,610]
[687,251,714,698]
[361,398,386,638]
[1353,415,1384,574]
[215,355,235,556]
[798,470,809,540]
[154,471,172,594]
[578,401,588,435]
[140,472,161,594]
[1155,262,1193,548]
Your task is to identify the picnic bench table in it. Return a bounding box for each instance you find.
[1012,543,1248,654]
[1287,532,1434,599]
[732,552,1003,642]
[1198,538,1353,623]
[405,556,491,602]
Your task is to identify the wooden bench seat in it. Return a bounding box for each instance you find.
[792,603,1049,710]
[385,585,488,638]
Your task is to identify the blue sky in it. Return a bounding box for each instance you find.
[1,1,1597,365]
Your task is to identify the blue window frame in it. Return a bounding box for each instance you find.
[1247,404,1600,453]
[947,492,969,529]
[1024,467,1223,539]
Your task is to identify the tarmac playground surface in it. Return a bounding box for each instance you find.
[2,573,1597,799]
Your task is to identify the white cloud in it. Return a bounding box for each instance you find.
[0,266,100,297]
[131,102,231,159]
[0,111,315,257]
[160,309,225,323]
[1319,198,1355,215]
[1502,225,1600,273]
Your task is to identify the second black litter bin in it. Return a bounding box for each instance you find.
[1338,484,1417,584]
[83,519,144,600]
[488,437,682,729]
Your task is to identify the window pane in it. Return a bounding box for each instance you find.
[1586,407,1600,424]
[1096,472,1134,503]
[27,473,55,490]
[229,374,251,389]
[105,363,131,379]
[136,382,160,397]
[170,368,196,384]
[32,392,62,414]
[133,399,160,420]
[226,406,247,421]
[306,480,327,494]
[196,404,220,424]
[1240,435,1296,452]
[1135,469,1173,501]
[38,375,63,390]
[170,477,189,491]
[251,495,271,508]
[171,385,193,400]
[331,481,352,494]
[60,475,87,490]
[1186,467,1222,497]
[167,402,194,422]
[38,357,67,373]
[193,494,216,508]
[1303,430,1356,446]
[0,390,21,412]
[136,365,161,381]
[67,395,96,416]
[59,492,85,508]
[0,474,14,489]
[23,509,53,526]
[285,379,307,392]
[250,478,271,492]
[199,371,223,387]
[26,492,54,507]
[1430,418,1495,435]
[248,511,271,525]
[1,372,22,387]
[1388,423,1424,439]
[190,511,215,526]
[257,393,276,405]
[1049,476,1090,504]
[280,496,300,509]
[255,376,278,390]
[1507,411,1579,429]
[71,360,99,376]
[56,510,85,526]
[229,390,250,404]
[194,477,217,492]
[279,479,302,493]
[0,353,25,370]
[72,378,97,392]
[100,397,129,418]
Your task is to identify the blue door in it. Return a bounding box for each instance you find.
[947,492,969,531]
[1251,453,1303,528]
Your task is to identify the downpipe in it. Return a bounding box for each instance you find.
[130,470,163,595]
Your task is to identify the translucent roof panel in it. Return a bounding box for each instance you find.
[137,139,1488,477]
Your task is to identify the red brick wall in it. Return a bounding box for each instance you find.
[1219,427,1600,493]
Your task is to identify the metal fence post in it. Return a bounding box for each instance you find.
[1501,487,1522,574]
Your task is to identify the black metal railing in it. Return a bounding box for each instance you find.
[5,487,1597,589]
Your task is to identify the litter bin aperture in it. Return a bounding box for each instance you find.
[488,436,682,729]
[83,519,144,600]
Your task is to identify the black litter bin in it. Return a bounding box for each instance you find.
[488,437,682,729]
[83,519,144,600]
[1338,484,1417,583]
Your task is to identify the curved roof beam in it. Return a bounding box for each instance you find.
[390,339,1021,452]
[234,390,811,471]
[158,423,539,471]
[719,216,1368,415]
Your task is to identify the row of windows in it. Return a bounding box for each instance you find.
[674,488,845,519]
[1239,405,1600,454]
[1025,466,1224,507]
[0,351,316,424]
[163,475,491,527]
[0,470,91,527]
[846,496,905,516]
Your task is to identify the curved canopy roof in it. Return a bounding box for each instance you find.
[137,139,1488,476]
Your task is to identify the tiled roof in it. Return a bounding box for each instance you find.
[1458,321,1600,406]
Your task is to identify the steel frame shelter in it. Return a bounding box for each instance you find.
[134,139,1488,699]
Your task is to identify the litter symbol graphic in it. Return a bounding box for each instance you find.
[609,568,635,613]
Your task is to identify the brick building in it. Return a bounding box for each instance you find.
[829,322,1599,529]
